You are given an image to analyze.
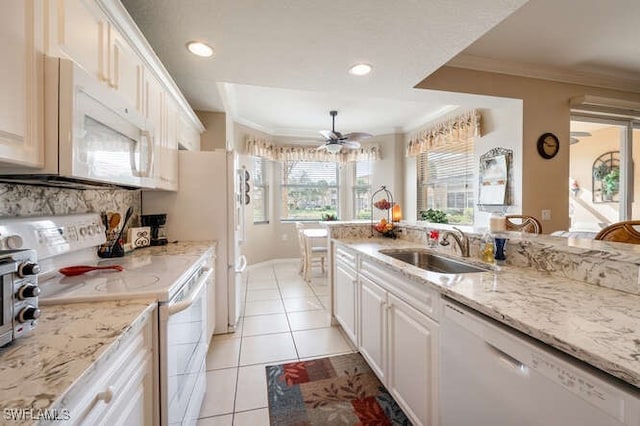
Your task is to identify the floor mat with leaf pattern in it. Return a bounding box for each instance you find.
[265,353,411,425]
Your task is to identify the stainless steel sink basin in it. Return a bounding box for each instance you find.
[379,249,490,274]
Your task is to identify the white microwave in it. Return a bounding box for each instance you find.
[0,57,154,188]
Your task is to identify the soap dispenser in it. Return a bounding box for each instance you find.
[481,234,495,263]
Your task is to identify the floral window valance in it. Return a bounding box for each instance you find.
[246,137,381,163]
[406,110,482,157]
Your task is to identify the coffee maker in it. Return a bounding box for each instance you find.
[141,214,168,246]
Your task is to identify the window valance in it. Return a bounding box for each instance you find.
[246,137,381,163]
[406,110,482,157]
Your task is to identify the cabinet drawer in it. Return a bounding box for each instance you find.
[53,314,155,426]
[360,259,440,322]
[335,246,357,270]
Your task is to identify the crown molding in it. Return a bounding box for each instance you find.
[447,54,640,94]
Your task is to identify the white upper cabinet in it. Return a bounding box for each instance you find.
[0,0,44,167]
[178,116,201,151]
[49,0,143,113]
[49,0,108,82]
[109,28,144,113]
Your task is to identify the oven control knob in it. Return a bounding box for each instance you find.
[5,235,23,250]
[18,262,40,277]
[17,306,40,323]
[17,285,40,300]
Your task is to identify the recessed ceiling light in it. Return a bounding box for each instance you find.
[186,41,214,58]
[349,63,372,76]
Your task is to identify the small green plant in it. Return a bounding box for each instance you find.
[322,213,338,221]
[602,168,620,197]
[420,209,448,223]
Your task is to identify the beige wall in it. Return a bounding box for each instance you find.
[416,66,640,232]
[196,111,226,151]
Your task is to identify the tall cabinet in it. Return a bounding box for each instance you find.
[0,0,44,168]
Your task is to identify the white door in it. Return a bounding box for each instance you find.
[334,260,358,345]
[387,293,439,426]
[0,0,44,168]
[359,274,387,383]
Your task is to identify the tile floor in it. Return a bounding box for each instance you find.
[197,259,355,425]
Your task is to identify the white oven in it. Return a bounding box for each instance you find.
[1,57,154,188]
[161,264,212,426]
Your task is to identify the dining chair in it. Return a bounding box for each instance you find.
[504,215,543,234]
[295,222,328,282]
[594,220,640,244]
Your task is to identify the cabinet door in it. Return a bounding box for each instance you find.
[178,116,201,151]
[359,274,387,382]
[334,260,358,345]
[0,0,44,167]
[110,28,144,113]
[387,293,439,426]
[51,0,109,82]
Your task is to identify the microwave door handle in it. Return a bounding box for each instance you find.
[141,130,153,177]
[167,267,212,315]
[130,130,153,178]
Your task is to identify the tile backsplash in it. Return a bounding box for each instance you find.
[0,183,141,225]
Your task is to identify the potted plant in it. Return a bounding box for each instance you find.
[420,208,448,223]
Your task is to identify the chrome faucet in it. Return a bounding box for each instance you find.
[439,227,470,257]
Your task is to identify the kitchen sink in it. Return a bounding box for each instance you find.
[379,249,490,274]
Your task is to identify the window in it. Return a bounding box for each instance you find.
[353,160,372,219]
[417,138,474,224]
[252,157,268,223]
[281,160,339,220]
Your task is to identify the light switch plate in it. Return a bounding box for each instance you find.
[541,210,551,221]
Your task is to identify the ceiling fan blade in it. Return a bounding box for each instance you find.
[570,131,592,137]
[316,143,328,151]
[343,141,361,149]
[319,130,338,140]
[344,132,372,141]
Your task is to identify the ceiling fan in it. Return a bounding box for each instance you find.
[316,110,372,153]
[570,131,592,145]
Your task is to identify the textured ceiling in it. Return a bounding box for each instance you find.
[121,0,527,135]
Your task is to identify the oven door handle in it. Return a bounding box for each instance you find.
[168,267,212,315]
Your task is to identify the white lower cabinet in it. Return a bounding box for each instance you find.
[334,257,358,345]
[359,274,387,381]
[387,293,438,426]
[358,259,440,426]
[56,308,158,426]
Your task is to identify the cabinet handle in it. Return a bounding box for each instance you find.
[96,386,115,404]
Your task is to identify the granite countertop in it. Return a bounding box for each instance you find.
[333,238,640,389]
[0,299,157,425]
[128,240,216,258]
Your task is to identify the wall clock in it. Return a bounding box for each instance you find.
[537,133,559,159]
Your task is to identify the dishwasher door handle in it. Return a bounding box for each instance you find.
[486,342,529,376]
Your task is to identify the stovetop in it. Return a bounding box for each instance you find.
[38,253,203,304]
[0,213,207,304]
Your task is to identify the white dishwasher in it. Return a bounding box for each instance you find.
[440,299,640,426]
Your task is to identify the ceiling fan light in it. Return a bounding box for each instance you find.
[325,144,342,154]
[348,63,372,76]
[186,41,214,57]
